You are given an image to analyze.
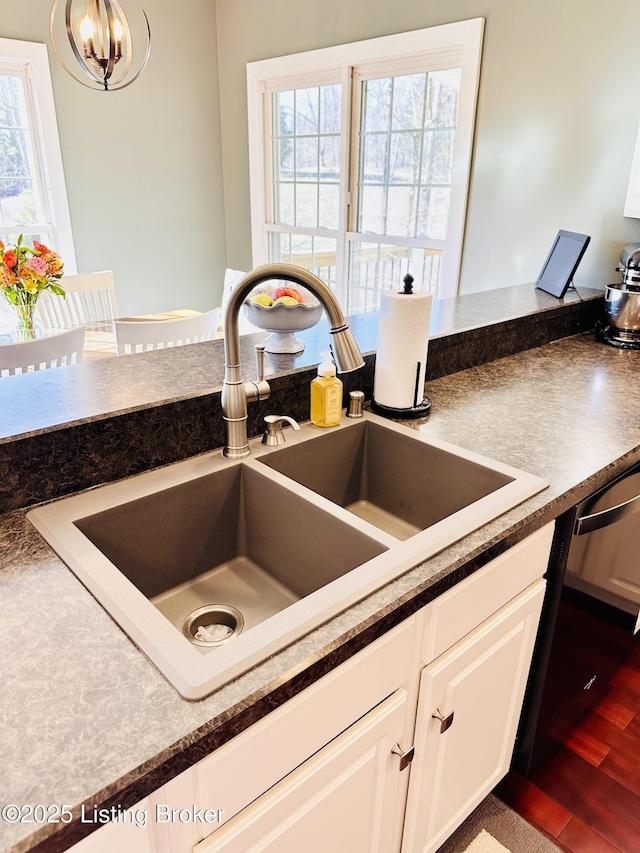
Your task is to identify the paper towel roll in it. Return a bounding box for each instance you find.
[373,288,433,411]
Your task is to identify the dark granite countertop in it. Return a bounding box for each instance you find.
[4,283,631,853]
[0,283,603,516]
[0,283,600,444]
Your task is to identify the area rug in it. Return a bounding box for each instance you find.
[436,795,562,853]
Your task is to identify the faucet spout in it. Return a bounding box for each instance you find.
[222,263,364,459]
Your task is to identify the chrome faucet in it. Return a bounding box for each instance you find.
[222,263,364,459]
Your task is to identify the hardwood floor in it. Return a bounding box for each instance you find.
[496,589,640,853]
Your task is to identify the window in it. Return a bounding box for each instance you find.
[0,39,75,267]
[248,20,483,311]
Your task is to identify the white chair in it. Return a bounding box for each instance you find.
[36,271,118,328]
[0,325,85,377]
[115,308,222,355]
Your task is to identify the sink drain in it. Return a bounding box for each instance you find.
[182,605,244,647]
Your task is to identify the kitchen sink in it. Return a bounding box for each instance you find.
[28,412,548,699]
[75,464,384,647]
[259,419,514,541]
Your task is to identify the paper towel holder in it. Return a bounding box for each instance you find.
[371,375,432,419]
[401,273,415,295]
[371,274,432,419]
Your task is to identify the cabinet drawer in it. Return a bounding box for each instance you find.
[422,522,553,664]
[193,615,417,830]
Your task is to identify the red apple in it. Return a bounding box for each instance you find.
[272,286,303,303]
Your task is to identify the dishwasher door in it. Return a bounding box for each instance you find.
[514,465,640,775]
[565,464,640,633]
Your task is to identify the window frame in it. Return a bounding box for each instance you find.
[0,37,76,269]
[247,19,484,302]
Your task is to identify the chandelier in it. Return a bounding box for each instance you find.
[49,0,151,91]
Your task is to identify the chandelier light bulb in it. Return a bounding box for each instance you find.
[79,14,94,42]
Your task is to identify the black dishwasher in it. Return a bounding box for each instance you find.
[513,463,640,774]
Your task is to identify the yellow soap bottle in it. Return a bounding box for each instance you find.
[311,350,343,427]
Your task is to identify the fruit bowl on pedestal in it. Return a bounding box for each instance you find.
[243,286,323,353]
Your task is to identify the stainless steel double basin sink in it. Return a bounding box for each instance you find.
[28,412,547,699]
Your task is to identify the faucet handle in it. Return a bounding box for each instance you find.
[244,343,270,405]
[255,344,266,382]
[262,414,301,446]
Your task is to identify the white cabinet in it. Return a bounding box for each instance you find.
[194,689,410,853]
[401,580,546,853]
[65,523,553,853]
[190,618,417,837]
[625,121,640,217]
[62,797,159,853]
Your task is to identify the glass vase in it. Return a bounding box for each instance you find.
[12,298,39,340]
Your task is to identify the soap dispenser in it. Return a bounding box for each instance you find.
[310,350,343,427]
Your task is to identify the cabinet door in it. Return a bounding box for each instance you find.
[194,689,410,853]
[192,618,416,840]
[66,797,159,853]
[625,121,640,217]
[402,580,545,853]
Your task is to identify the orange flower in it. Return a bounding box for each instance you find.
[3,250,17,268]
[0,267,18,287]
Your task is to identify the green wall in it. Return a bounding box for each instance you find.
[4,1,640,309]
[216,0,640,294]
[1,0,227,315]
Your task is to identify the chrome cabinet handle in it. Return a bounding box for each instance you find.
[432,708,455,733]
[391,742,415,771]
